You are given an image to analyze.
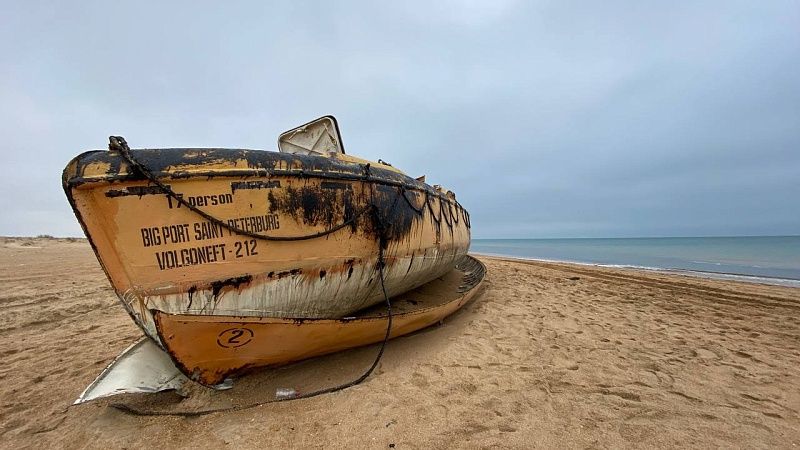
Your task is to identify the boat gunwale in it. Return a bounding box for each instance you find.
[61,148,465,209]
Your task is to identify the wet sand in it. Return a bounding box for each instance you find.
[1,237,799,449]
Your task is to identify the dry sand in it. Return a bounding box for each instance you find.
[1,237,799,449]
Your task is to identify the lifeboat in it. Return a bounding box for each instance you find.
[64,116,477,387]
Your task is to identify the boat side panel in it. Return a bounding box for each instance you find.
[153,258,485,385]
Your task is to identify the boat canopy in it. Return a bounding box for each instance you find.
[278,115,346,156]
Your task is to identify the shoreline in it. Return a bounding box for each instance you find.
[471,251,800,288]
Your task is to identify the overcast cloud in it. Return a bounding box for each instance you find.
[1,0,798,238]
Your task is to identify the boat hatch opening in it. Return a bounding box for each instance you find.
[278,115,346,156]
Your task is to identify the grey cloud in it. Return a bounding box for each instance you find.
[1,0,798,238]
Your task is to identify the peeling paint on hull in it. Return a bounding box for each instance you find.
[63,147,472,343]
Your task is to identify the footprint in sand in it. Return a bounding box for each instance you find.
[693,348,719,360]
[410,371,429,388]
[619,423,655,442]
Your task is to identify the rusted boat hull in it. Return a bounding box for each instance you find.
[63,146,471,341]
[154,256,485,385]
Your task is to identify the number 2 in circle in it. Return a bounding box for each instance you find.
[217,327,254,348]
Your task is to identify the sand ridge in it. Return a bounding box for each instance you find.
[1,237,799,448]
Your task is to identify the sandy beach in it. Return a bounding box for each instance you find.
[1,237,799,449]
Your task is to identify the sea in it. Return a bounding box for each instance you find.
[471,236,800,287]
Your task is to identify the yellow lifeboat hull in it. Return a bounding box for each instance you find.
[62,147,472,341]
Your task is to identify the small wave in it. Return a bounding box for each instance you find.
[691,260,724,266]
[599,263,665,271]
[665,268,800,288]
[470,252,665,272]
[691,260,769,269]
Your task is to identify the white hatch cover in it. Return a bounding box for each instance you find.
[278,115,345,156]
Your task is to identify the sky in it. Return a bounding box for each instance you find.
[1,0,798,239]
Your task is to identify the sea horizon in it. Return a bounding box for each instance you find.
[471,235,800,287]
